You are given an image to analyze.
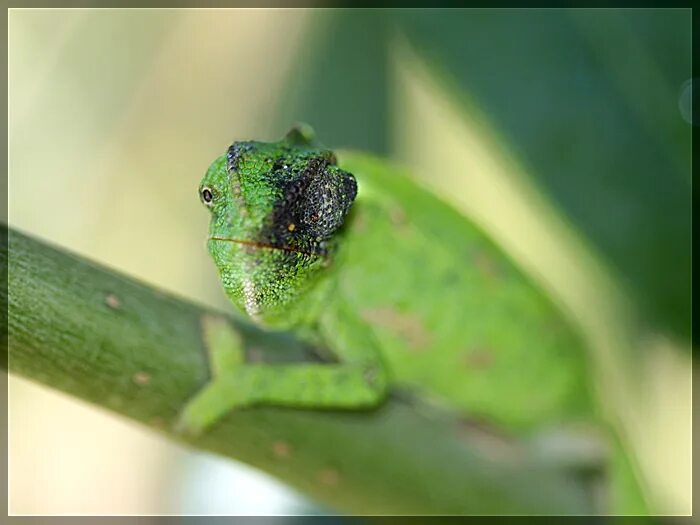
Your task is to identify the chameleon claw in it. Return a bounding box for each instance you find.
[173,408,205,438]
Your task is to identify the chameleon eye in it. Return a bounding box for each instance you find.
[201,187,214,206]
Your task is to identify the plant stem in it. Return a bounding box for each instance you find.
[3,226,594,514]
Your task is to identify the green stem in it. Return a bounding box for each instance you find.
[3,226,594,514]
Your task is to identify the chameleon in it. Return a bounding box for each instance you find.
[177,125,592,436]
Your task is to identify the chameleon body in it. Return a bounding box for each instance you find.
[178,126,591,435]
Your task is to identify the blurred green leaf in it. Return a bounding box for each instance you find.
[276,8,691,341]
[273,10,391,154]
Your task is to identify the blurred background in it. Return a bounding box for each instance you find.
[8,8,691,515]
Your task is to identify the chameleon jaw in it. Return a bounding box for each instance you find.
[208,236,322,258]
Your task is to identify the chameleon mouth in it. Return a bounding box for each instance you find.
[208,236,320,257]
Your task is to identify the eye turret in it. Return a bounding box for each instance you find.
[200,186,214,206]
[264,157,357,256]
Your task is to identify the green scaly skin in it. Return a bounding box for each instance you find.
[177,126,593,436]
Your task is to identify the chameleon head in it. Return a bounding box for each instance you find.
[199,126,357,328]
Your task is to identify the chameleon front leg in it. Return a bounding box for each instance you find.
[176,308,388,436]
[175,315,246,435]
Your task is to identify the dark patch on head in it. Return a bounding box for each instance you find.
[227,142,253,173]
[263,156,357,256]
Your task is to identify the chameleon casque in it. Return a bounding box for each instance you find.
[177,126,591,435]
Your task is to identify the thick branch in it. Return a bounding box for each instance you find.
[3,227,594,514]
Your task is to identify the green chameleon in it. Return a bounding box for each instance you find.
[177,125,592,436]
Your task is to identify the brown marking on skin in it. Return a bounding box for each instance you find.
[132,371,151,386]
[361,307,432,351]
[473,250,500,280]
[462,346,495,370]
[389,204,408,228]
[317,468,340,486]
[272,440,292,459]
[105,293,121,309]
